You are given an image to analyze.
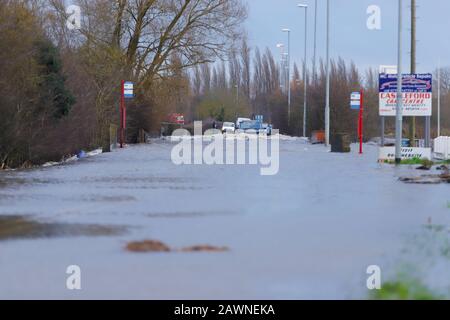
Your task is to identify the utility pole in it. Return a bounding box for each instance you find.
[395,0,403,164]
[298,4,308,138]
[313,0,318,81]
[409,0,416,146]
[325,0,330,146]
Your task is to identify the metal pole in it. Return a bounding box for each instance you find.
[300,5,308,138]
[313,0,318,81]
[288,30,291,127]
[325,0,330,146]
[409,0,416,146]
[120,80,125,149]
[395,0,403,164]
[425,114,431,147]
[438,61,441,137]
[235,84,239,119]
[360,89,364,154]
[381,117,385,147]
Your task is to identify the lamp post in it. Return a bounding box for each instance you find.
[395,0,403,164]
[282,28,291,126]
[298,4,308,138]
[313,0,318,81]
[325,0,330,146]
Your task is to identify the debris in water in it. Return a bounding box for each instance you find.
[126,240,171,253]
[181,245,230,253]
[399,173,450,184]
[416,165,431,171]
[125,240,230,253]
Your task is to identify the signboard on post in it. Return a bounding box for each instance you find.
[124,81,134,99]
[120,81,134,148]
[378,147,432,162]
[350,92,361,110]
[350,91,364,154]
[379,73,432,116]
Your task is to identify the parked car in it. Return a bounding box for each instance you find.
[221,122,236,134]
[236,117,252,129]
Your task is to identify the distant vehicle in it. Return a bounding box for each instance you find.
[221,122,236,134]
[260,123,273,136]
[236,118,252,129]
[166,113,185,125]
[238,120,267,135]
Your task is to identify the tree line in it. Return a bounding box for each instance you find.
[1,0,449,168]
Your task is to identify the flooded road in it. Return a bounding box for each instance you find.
[0,139,449,299]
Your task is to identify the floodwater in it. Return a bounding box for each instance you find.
[0,138,449,299]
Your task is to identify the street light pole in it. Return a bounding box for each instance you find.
[395,0,403,164]
[325,0,330,146]
[298,4,308,138]
[313,0,318,81]
[282,28,291,126]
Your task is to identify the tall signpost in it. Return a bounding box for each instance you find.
[378,73,433,161]
[351,91,364,154]
[120,81,134,149]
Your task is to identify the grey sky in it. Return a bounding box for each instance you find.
[246,0,450,74]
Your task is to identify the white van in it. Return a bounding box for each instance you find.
[221,122,236,134]
[236,118,252,129]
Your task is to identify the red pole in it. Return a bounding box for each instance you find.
[359,89,364,154]
[120,80,125,148]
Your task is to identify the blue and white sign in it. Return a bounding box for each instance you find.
[124,81,134,99]
[350,92,361,110]
[379,73,432,116]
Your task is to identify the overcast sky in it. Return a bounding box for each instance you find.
[246,0,450,73]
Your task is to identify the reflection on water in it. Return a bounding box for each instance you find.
[0,215,127,241]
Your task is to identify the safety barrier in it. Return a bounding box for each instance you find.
[434,136,450,160]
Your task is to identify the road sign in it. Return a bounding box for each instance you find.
[120,81,133,148]
[350,91,364,154]
[255,115,263,123]
[350,92,361,110]
[124,81,134,99]
[379,73,432,116]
